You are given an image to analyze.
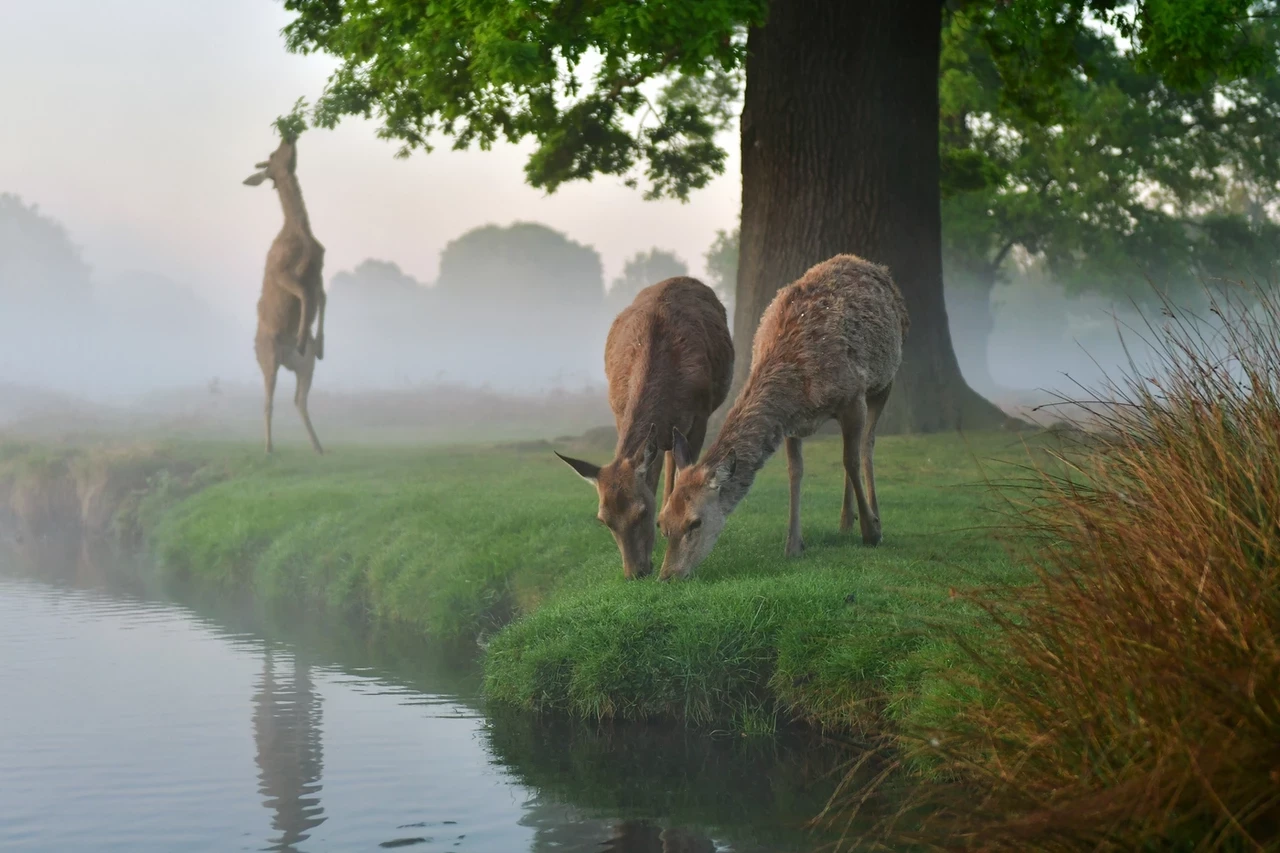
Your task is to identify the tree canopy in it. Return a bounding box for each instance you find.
[940,5,1280,299]
[284,0,1280,205]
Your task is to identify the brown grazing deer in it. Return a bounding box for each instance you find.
[657,254,909,581]
[556,277,733,579]
[243,137,326,454]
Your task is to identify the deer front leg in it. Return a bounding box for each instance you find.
[785,436,805,557]
[840,397,878,545]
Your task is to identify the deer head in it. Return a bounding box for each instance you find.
[556,424,661,579]
[657,427,736,581]
[243,138,298,188]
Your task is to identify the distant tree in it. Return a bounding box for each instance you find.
[434,222,607,386]
[703,225,739,325]
[436,222,603,307]
[282,0,1280,430]
[326,259,437,388]
[606,248,688,314]
[0,193,93,308]
[330,258,430,296]
[0,194,96,391]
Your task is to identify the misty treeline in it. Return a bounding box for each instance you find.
[0,194,240,405]
[8,5,1280,408]
[326,222,734,390]
[0,195,735,402]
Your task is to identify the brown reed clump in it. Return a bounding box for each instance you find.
[850,282,1280,851]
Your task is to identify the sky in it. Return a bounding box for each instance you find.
[0,0,741,327]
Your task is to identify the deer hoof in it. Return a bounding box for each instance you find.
[785,538,805,558]
[315,337,325,360]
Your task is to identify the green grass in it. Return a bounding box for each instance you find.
[0,430,1037,733]
[140,441,617,643]
[484,432,1031,731]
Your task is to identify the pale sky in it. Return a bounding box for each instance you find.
[0,0,741,327]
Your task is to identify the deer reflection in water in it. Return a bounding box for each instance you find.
[603,819,718,853]
[253,647,326,851]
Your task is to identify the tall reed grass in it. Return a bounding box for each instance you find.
[837,282,1280,850]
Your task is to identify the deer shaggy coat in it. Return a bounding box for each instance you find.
[658,254,909,580]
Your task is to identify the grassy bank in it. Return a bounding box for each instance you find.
[0,429,1033,733]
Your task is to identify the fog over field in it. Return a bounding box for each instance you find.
[0,0,1242,441]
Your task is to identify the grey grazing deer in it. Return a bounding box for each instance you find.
[243,137,326,454]
[657,254,909,580]
[555,277,733,579]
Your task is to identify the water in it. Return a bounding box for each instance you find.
[0,547,850,853]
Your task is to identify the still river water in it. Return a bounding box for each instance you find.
[0,543,851,853]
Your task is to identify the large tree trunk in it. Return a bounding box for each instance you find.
[733,0,1013,433]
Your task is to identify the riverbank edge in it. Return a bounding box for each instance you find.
[0,437,1006,746]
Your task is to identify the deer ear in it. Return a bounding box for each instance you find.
[671,428,694,470]
[555,451,601,486]
[708,451,737,491]
[243,171,268,186]
[637,424,659,475]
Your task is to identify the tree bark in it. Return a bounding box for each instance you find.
[733,0,1014,433]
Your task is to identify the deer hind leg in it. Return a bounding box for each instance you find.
[257,340,279,454]
[314,288,327,361]
[293,352,324,455]
[271,274,312,354]
[839,395,878,545]
[862,383,892,533]
[785,436,805,557]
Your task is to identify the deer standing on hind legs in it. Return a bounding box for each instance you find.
[243,136,326,454]
[658,254,909,581]
[555,277,734,579]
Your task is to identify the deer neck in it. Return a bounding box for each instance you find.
[274,173,312,235]
[700,369,799,513]
[614,319,674,464]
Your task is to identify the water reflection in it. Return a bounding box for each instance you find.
[603,820,717,853]
[253,648,326,851]
[512,802,724,853]
[0,539,858,853]
[492,711,850,852]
